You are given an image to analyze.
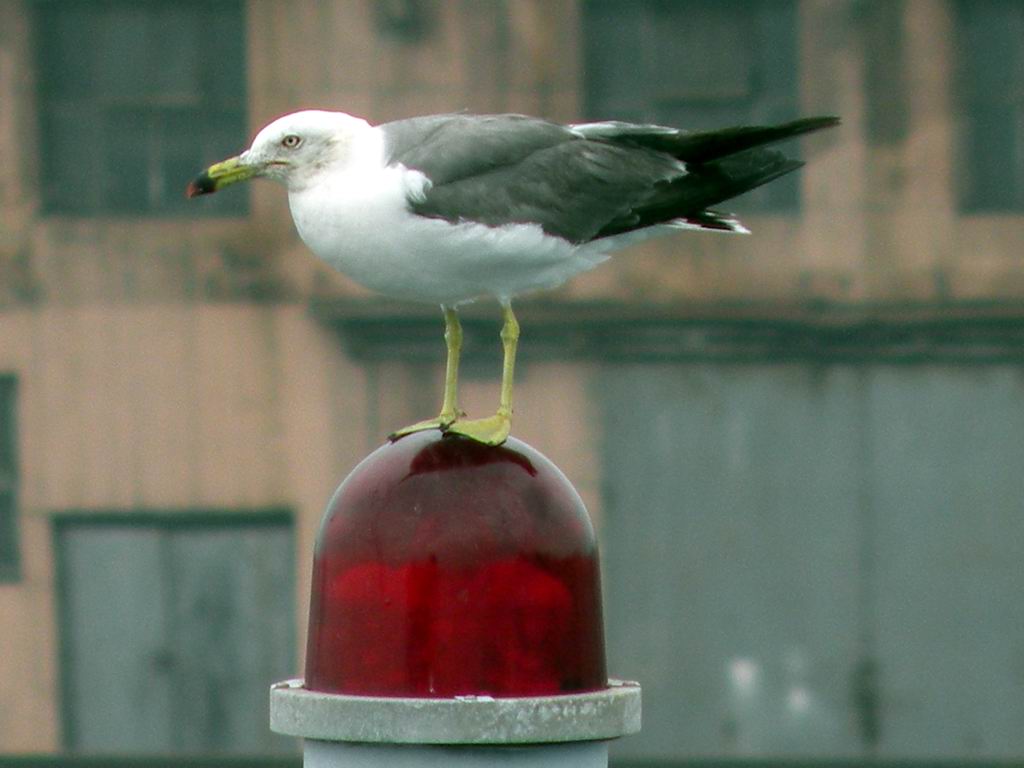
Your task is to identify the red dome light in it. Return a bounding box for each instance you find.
[305,430,607,698]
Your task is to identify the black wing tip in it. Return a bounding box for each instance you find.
[783,115,842,136]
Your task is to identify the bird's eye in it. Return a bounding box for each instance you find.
[282,134,302,149]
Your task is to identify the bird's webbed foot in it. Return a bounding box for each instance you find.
[388,411,460,441]
[442,412,511,446]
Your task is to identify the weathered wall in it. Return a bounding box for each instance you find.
[0,304,370,749]
[1,0,1023,754]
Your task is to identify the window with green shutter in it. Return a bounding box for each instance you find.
[954,0,1024,212]
[0,377,18,582]
[34,1,248,217]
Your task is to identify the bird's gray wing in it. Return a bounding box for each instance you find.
[380,114,688,244]
[382,114,570,185]
[381,113,838,244]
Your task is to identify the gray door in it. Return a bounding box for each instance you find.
[56,514,295,754]
[600,363,1024,760]
[867,367,1024,756]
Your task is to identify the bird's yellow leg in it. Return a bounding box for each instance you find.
[389,307,463,439]
[446,302,518,446]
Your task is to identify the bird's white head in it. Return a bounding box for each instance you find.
[187,110,374,197]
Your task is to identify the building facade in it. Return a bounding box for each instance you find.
[1,0,1023,761]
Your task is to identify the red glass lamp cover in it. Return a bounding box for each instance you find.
[305,430,607,698]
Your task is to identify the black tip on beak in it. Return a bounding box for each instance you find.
[186,171,216,199]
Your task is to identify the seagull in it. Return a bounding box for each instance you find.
[188,110,838,445]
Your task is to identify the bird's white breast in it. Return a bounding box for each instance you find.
[286,132,609,305]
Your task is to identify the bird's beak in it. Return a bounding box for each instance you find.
[186,154,260,198]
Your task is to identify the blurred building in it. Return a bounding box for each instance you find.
[0,0,1023,762]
